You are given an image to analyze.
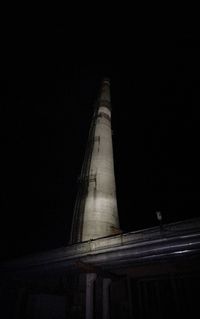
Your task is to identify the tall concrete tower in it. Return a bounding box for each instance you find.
[70,78,120,243]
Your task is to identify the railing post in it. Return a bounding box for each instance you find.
[86,273,97,319]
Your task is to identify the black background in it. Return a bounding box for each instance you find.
[1,24,200,260]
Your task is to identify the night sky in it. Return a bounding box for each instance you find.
[1,27,200,261]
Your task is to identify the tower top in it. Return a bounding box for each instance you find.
[102,77,111,85]
[97,77,111,110]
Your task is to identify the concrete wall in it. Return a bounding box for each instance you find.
[82,105,119,241]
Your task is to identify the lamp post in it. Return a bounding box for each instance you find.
[156,211,163,231]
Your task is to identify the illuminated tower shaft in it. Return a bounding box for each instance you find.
[70,79,120,243]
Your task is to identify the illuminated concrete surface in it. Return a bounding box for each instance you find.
[70,79,120,243]
[2,79,200,318]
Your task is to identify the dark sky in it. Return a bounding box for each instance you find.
[1,26,200,260]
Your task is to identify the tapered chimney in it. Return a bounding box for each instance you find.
[70,78,120,243]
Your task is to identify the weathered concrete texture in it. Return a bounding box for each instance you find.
[82,103,119,241]
[71,79,120,242]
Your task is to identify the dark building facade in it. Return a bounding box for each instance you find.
[1,218,200,318]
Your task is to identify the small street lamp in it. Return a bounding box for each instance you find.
[156,211,163,231]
